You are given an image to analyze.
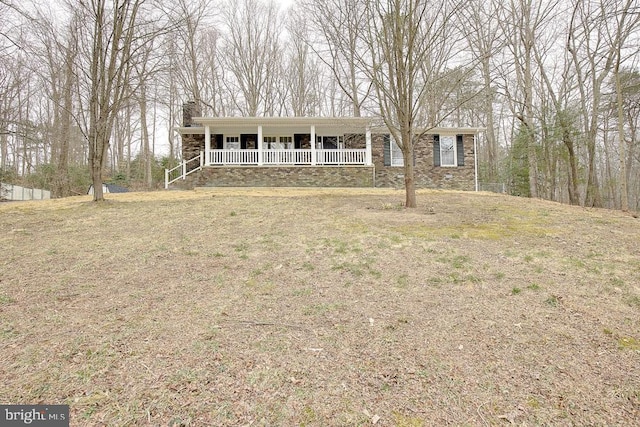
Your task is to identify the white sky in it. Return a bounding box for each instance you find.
[276,0,295,10]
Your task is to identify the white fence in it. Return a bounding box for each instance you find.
[0,183,51,201]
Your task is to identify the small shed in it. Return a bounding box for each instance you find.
[87,183,129,195]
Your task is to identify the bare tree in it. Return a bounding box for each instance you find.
[284,9,321,116]
[609,0,640,211]
[357,0,477,208]
[0,2,29,177]
[500,0,560,199]
[527,3,582,204]
[221,0,283,116]
[169,0,219,115]
[459,0,504,183]
[32,10,79,197]
[566,0,630,207]
[75,0,169,201]
[612,69,640,210]
[300,0,371,117]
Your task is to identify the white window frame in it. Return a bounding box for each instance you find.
[264,136,293,149]
[263,136,277,149]
[440,135,457,167]
[279,136,293,149]
[390,135,404,167]
[225,135,240,150]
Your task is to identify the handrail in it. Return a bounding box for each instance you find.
[164,151,203,189]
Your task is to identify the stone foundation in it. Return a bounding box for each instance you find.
[196,166,374,188]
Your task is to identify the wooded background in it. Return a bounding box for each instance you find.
[0,0,638,209]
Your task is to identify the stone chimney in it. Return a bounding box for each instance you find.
[182,101,201,127]
[181,101,205,165]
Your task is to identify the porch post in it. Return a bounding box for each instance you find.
[365,126,372,165]
[258,125,263,165]
[474,133,479,192]
[204,125,211,166]
[310,125,316,165]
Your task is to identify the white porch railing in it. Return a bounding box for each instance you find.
[207,149,367,166]
[317,149,367,165]
[262,149,312,164]
[164,151,204,189]
[209,149,259,165]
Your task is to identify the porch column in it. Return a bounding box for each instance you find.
[258,125,263,165]
[365,126,372,165]
[310,125,316,165]
[204,125,211,166]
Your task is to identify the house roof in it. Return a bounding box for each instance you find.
[193,116,371,127]
[178,116,484,135]
[105,184,129,193]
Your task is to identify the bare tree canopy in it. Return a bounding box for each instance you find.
[0,0,638,210]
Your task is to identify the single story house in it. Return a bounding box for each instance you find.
[167,102,482,190]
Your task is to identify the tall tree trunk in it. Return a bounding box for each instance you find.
[482,57,498,182]
[615,66,629,211]
[563,131,580,205]
[139,83,152,188]
[402,130,416,208]
[53,37,75,198]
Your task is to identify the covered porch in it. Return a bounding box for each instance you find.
[186,117,373,167]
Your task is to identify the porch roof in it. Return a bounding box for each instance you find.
[177,116,484,136]
[369,125,486,135]
[188,116,371,135]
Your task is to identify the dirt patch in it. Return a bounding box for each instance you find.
[1,189,638,425]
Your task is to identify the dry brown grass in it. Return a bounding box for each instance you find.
[1,188,639,426]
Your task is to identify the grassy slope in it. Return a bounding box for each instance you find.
[1,188,639,426]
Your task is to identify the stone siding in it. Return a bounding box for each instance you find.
[182,102,205,171]
[196,166,374,188]
[372,133,475,190]
[182,134,204,169]
[177,121,476,189]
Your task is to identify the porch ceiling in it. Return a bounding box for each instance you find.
[192,117,371,135]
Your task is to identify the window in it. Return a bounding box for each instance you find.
[279,136,293,149]
[316,135,344,149]
[383,134,404,167]
[440,135,456,166]
[263,136,293,149]
[390,136,404,166]
[433,134,465,167]
[226,136,240,150]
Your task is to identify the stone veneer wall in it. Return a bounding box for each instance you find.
[196,166,374,188]
[177,124,475,189]
[372,133,475,190]
[182,102,205,171]
[182,134,205,169]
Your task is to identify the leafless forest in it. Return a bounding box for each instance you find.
[0,0,638,208]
